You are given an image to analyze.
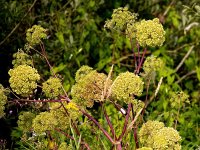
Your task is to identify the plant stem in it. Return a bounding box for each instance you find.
[102,103,116,139]
[81,109,119,145]
[135,48,147,74]
[117,103,131,141]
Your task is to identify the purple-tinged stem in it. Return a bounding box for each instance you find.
[81,109,119,145]
[137,42,141,65]
[135,48,147,74]
[134,125,139,149]
[54,128,74,140]
[128,34,137,69]
[117,103,131,141]
[101,103,116,139]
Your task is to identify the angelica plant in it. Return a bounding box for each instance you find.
[1,7,186,150]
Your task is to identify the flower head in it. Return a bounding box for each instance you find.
[42,77,63,98]
[9,65,40,97]
[111,72,144,103]
[0,84,7,118]
[104,7,138,31]
[32,112,58,134]
[12,49,33,68]
[71,70,112,107]
[143,56,164,80]
[136,18,165,47]
[17,111,35,132]
[26,25,47,46]
[139,120,182,150]
[170,91,189,109]
[75,65,93,82]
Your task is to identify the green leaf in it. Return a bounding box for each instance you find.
[196,66,200,81]
[56,32,65,44]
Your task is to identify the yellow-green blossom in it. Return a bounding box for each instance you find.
[143,56,164,80]
[26,25,47,46]
[136,18,165,47]
[71,70,112,107]
[49,102,80,130]
[139,120,182,150]
[32,111,58,134]
[17,111,35,132]
[12,49,33,68]
[111,72,144,103]
[9,65,40,97]
[104,7,138,31]
[42,77,63,98]
[0,84,7,118]
[150,127,182,150]
[170,91,190,109]
[75,65,93,82]
[137,147,153,150]
[132,99,145,114]
[139,120,165,144]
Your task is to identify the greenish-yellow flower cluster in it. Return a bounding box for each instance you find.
[42,77,63,98]
[71,66,112,107]
[169,91,190,109]
[132,99,145,114]
[75,65,93,82]
[32,101,81,133]
[9,65,40,97]
[17,111,35,132]
[0,84,7,118]
[139,120,182,150]
[32,111,57,134]
[137,147,152,150]
[135,18,165,47]
[58,143,73,150]
[111,72,144,103]
[104,7,137,31]
[143,56,164,79]
[12,49,33,68]
[26,25,47,46]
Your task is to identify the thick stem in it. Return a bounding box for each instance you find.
[135,48,147,74]
[134,125,139,149]
[129,35,137,69]
[102,103,116,139]
[117,103,131,141]
[81,109,119,145]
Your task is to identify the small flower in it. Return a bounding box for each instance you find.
[111,72,144,103]
[135,18,165,47]
[42,77,63,98]
[169,91,190,109]
[139,120,182,150]
[0,84,7,118]
[26,25,47,46]
[75,65,93,82]
[71,70,112,107]
[137,147,153,150]
[12,49,33,68]
[104,7,138,31]
[32,112,58,134]
[139,120,165,145]
[9,65,40,97]
[142,56,164,80]
[17,111,35,132]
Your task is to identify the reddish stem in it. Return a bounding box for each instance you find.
[129,35,137,69]
[101,103,116,139]
[134,125,139,149]
[80,109,119,145]
[135,48,147,74]
[117,103,131,141]
[54,128,74,140]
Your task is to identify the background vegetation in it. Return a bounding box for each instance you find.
[0,0,199,149]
